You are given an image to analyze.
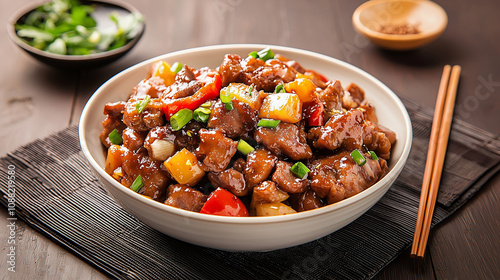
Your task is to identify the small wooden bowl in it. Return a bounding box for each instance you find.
[352,0,447,51]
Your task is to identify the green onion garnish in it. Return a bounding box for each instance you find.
[248,51,259,59]
[290,162,310,179]
[193,107,211,123]
[130,175,143,192]
[225,102,234,110]
[220,89,231,103]
[220,89,233,110]
[200,101,212,108]
[108,129,123,145]
[170,108,193,131]
[135,95,151,114]
[274,84,286,93]
[237,139,255,155]
[248,84,254,97]
[257,118,280,128]
[369,151,378,160]
[351,149,366,166]
[170,62,183,74]
[257,47,275,61]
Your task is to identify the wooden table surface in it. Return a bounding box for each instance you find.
[1,0,499,279]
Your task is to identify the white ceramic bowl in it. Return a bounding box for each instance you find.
[79,44,412,251]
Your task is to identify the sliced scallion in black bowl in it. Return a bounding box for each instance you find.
[7,0,145,69]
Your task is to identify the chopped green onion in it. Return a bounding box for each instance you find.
[290,162,310,179]
[193,107,211,123]
[257,47,275,61]
[351,149,366,166]
[108,129,123,145]
[135,95,150,114]
[248,84,254,97]
[274,84,286,93]
[257,118,281,128]
[248,51,259,59]
[369,151,378,160]
[170,62,183,74]
[170,109,193,131]
[220,89,231,103]
[46,38,67,55]
[220,88,233,110]
[225,102,234,110]
[130,175,143,192]
[200,101,212,108]
[237,139,255,155]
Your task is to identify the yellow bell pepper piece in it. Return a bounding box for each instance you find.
[151,60,176,87]
[284,78,317,103]
[105,144,123,174]
[255,203,297,216]
[259,93,302,123]
[222,83,267,111]
[163,148,205,186]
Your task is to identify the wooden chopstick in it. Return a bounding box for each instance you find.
[411,65,461,258]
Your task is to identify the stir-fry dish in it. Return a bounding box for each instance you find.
[100,48,396,217]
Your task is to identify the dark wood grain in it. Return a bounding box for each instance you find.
[1,0,499,279]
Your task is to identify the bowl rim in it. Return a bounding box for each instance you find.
[6,0,145,62]
[352,0,448,41]
[79,43,413,224]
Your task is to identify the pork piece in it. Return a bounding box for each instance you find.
[244,148,278,188]
[271,161,309,193]
[359,102,378,123]
[254,122,312,160]
[219,54,243,86]
[207,99,258,138]
[274,54,306,74]
[162,65,202,100]
[309,109,365,151]
[173,121,202,153]
[318,80,343,121]
[250,181,289,209]
[362,121,395,160]
[240,57,297,92]
[304,70,328,89]
[309,151,387,204]
[342,83,365,109]
[122,128,147,151]
[120,148,170,202]
[195,129,238,172]
[289,188,325,212]
[232,157,246,173]
[132,76,167,99]
[208,169,249,196]
[104,101,126,117]
[100,101,126,148]
[144,126,176,160]
[346,83,365,104]
[240,56,265,73]
[164,184,207,212]
[123,97,165,131]
[309,108,395,159]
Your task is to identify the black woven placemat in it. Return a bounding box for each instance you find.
[1,98,499,280]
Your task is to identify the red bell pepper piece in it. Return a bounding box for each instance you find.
[200,188,249,217]
[303,99,324,127]
[162,69,222,120]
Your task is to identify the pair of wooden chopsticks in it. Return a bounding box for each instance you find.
[411,65,462,258]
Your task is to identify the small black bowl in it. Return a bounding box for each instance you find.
[7,0,145,69]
